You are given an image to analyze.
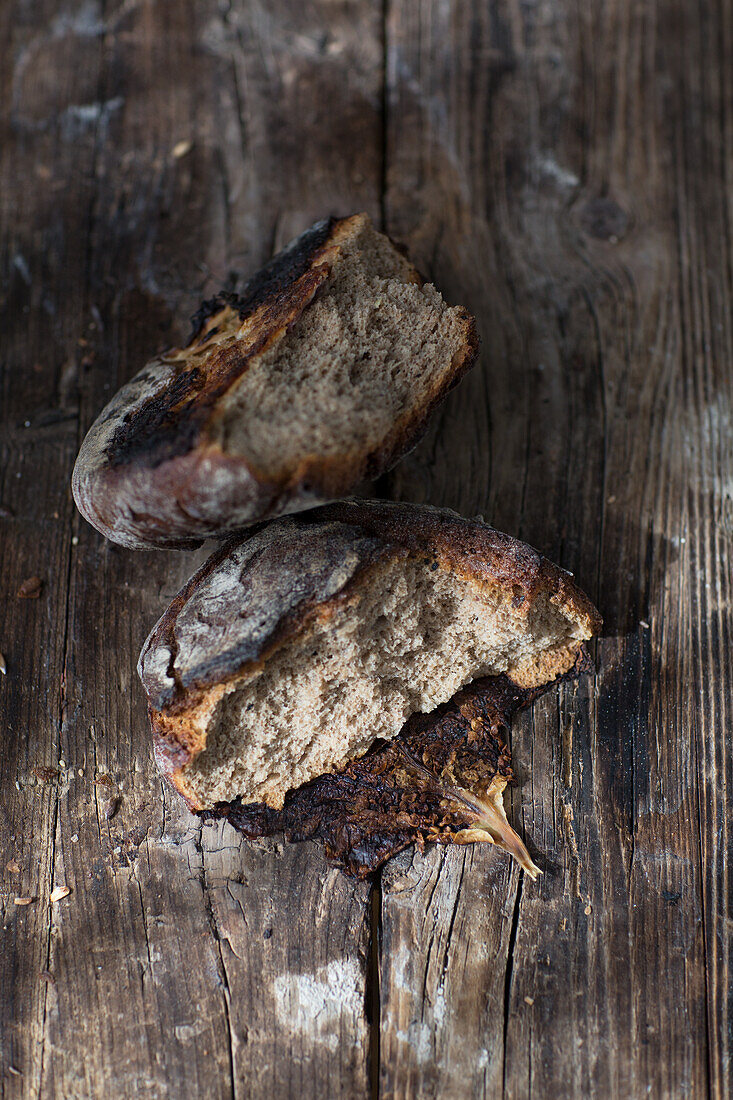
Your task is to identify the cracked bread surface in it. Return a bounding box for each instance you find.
[72,214,478,549]
[138,501,601,811]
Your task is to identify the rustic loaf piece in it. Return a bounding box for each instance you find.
[72,214,478,549]
[138,501,601,815]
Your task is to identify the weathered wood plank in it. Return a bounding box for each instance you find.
[1,1,384,1096]
[0,4,236,1095]
[0,2,107,1094]
[380,0,731,1097]
[380,845,517,1096]
[202,823,372,1099]
[205,0,385,250]
[199,2,385,1094]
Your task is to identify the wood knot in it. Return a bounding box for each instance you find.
[579,197,629,242]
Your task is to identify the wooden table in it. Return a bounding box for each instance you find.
[1,2,730,1097]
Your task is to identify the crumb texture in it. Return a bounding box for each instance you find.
[184,555,588,809]
[213,217,470,475]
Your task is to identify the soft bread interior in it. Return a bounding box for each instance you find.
[181,556,589,810]
[213,217,470,475]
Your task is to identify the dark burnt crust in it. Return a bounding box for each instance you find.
[105,264,331,471]
[201,657,591,878]
[103,217,345,472]
[202,674,518,877]
[186,218,337,344]
[139,501,602,742]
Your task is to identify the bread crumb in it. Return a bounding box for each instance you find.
[13,896,34,906]
[6,860,20,874]
[31,765,59,783]
[173,140,193,159]
[524,996,534,1005]
[16,576,42,599]
[104,796,121,820]
[50,886,70,903]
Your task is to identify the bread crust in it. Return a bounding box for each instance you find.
[72,215,479,549]
[138,501,601,809]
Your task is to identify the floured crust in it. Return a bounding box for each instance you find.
[138,500,601,810]
[72,214,479,549]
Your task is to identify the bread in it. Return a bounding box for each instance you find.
[204,668,590,879]
[72,214,478,549]
[138,500,601,816]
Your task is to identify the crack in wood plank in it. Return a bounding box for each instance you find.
[196,825,237,1100]
[501,873,522,1099]
[367,874,382,1100]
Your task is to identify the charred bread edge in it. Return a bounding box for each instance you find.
[72,216,347,547]
[103,217,355,471]
[139,501,601,810]
[185,216,340,345]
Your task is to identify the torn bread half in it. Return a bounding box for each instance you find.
[138,501,601,817]
[72,214,478,549]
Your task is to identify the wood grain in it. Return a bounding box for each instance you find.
[1,0,730,1097]
[202,824,371,1099]
[1,2,382,1097]
[380,1,732,1098]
